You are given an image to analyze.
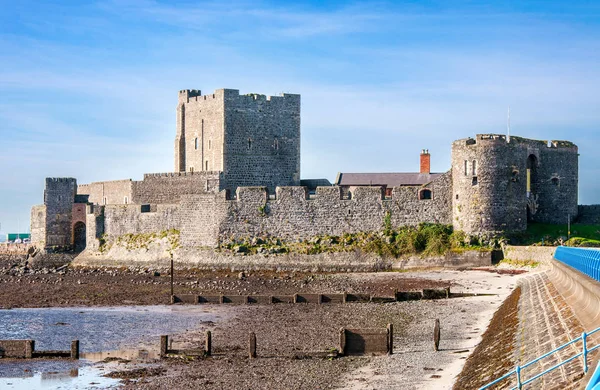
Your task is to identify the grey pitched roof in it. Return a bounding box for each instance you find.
[335,172,443,187]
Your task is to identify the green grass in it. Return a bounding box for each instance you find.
[509,222,600,246]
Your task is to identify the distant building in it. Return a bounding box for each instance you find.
[7,233,30,242]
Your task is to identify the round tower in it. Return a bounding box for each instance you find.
[452,134,579,236]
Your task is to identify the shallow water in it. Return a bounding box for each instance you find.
[0,305,228,388]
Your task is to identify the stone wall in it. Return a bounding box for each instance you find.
[503,245,556,266]
[179,173,452,247]
[132,172,222,204]
[576,205,600,224]
[0,243,31,255]
[78,180,133,205]
[44,178,76,247]
[452,135,578,235]
[97,203,180,239]
[30,205,46,245]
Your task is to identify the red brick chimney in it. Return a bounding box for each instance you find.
[420,149,430,174]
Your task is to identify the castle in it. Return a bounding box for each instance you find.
[30,88,579,253]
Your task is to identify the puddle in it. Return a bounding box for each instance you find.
[0,305,230,389]
[0,364,119,389]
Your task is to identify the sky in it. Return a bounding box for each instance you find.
[1,0,600,233]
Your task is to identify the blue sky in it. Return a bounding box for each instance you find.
[1,0,600,233]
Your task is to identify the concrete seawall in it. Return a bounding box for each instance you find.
[547,259,600,334]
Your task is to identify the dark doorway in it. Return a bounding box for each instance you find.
[73,222,86,252]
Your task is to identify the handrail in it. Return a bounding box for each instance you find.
[554,246,600,283]
[479,327,600,390]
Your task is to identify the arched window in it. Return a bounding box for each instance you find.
[195,138,198,150]
[419,189,432,200]
[103,197,107,205]
[248,138,252,149]
[472,160,477,175]
[464,160,468,176]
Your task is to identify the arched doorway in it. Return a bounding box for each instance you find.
[73,222,86,252]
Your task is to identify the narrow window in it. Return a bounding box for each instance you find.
[103,197,107,205]
[274,138,279,150]
[208,140,211,150]
[189,166,194,173]
[124,196,128,204]
[205,161,208,171]
[195,138,198,150]
[464,160,468,176]
[419,189,432,200]
[248,138,252,149]
[551,177,560,186]
[472,160,477,175]
[472,177,478,186]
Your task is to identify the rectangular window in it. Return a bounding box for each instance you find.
[464,160,468,176]
[472,160,477,176]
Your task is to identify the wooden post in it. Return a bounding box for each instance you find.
[71,340,80,359]
[293,293,298,303]
[205,331,212,357]
[25,340,34,359]
[339,327,346,356]
[170,254,174,301]
[249,332,257,358]
[160,335,168,357]
[433,319,441,351]
[387,323,393,355]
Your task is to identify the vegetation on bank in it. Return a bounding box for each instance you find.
[100,229,180,253]
[219,223,490,258]
[508,222,600,247]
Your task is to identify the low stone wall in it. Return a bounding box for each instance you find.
[577,205,600,224]
[0,243,31,255]
[392,250,492,270]
[503,245,556,266]
[74,244,492,272]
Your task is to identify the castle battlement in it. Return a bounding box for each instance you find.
[143,171,221,179]
[225,182,444,203]
[46,177,76,183]
[455,134,578,150]
[178,88,300,107]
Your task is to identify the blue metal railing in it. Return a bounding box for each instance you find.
[587,360,600,390]
[554,246,600,282]
[480,327,600,389]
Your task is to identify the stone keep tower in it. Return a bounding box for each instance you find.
[451,134,578,235]
[174,89,301,192]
